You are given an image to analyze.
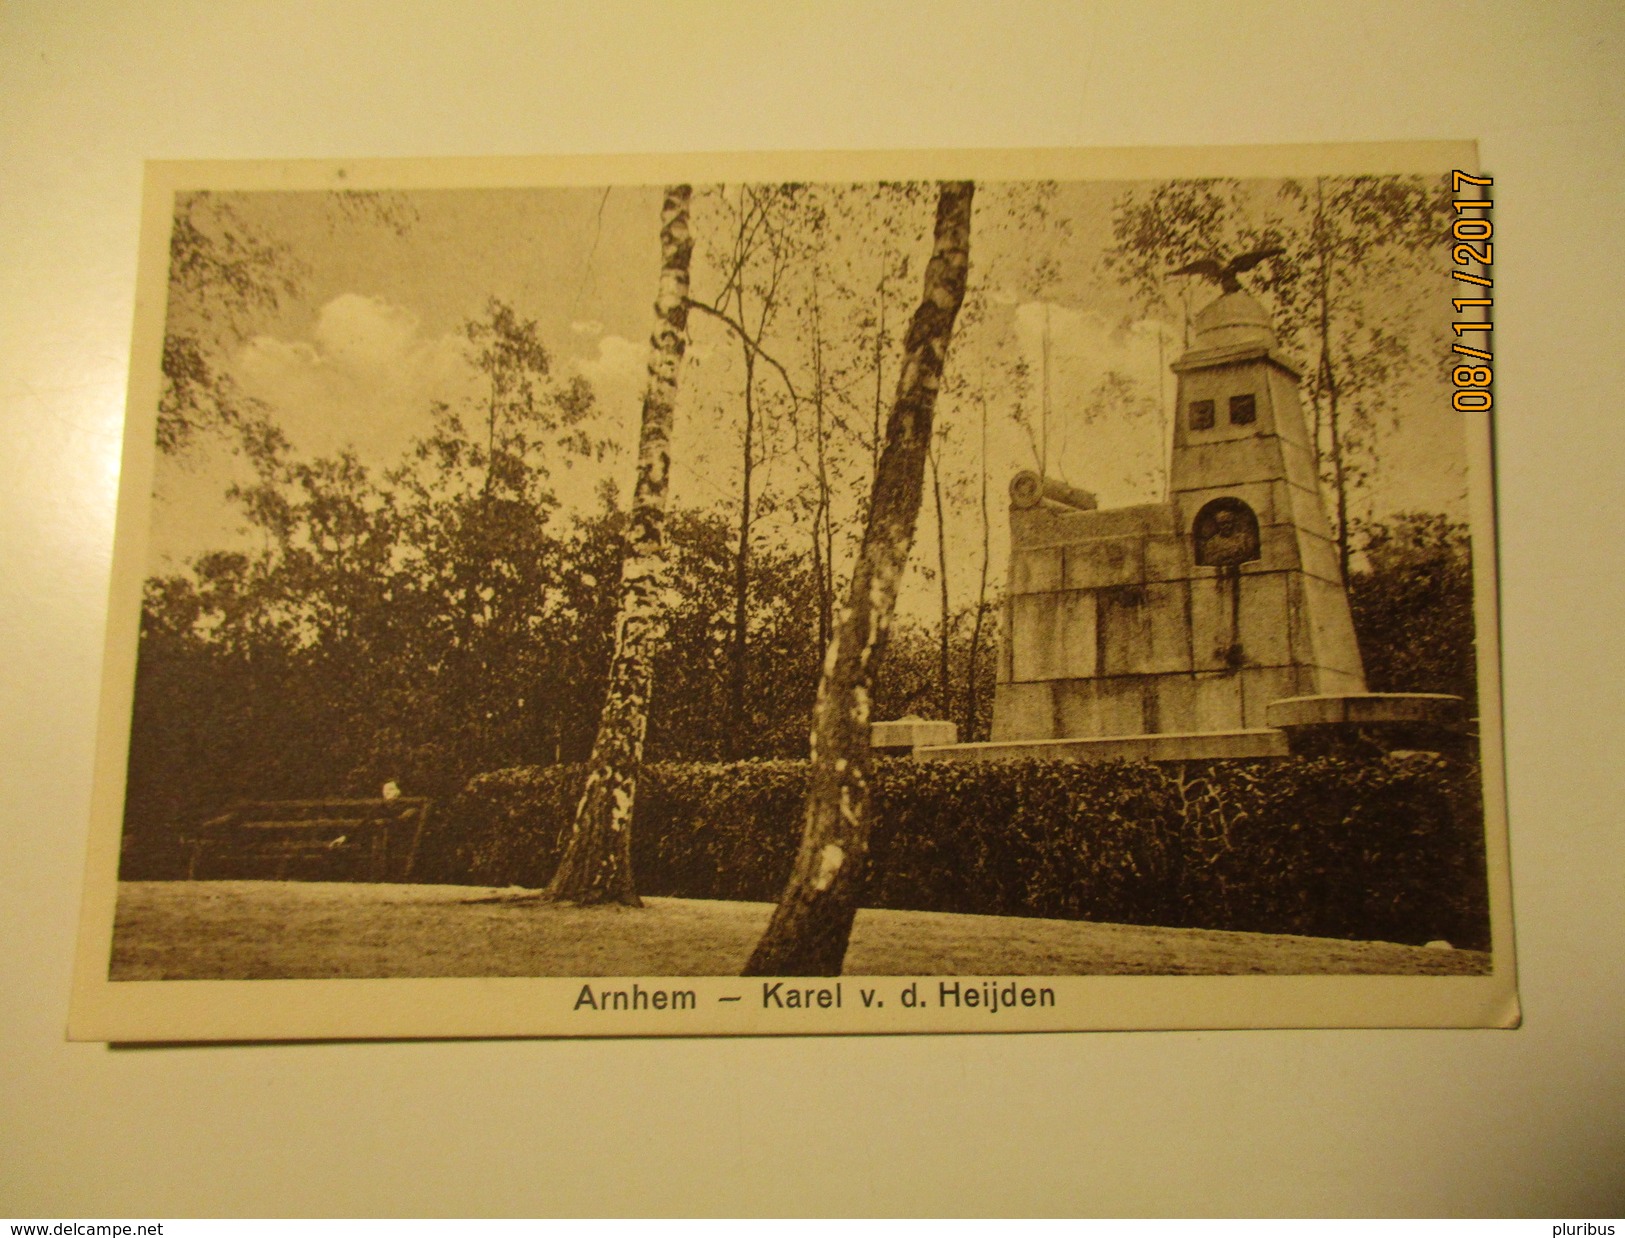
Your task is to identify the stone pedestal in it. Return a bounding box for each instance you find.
[915,728,1290,765]
[870,716,958,752]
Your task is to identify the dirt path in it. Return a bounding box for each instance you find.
[109,880,1491,980]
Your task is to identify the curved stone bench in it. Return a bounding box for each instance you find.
[1265,693,1467,756]
[1266,693,1464,728]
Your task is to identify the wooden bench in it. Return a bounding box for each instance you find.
[183,797,433,883]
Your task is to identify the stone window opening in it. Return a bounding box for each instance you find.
[1229,393,1257,425]
[1193,496,1261,568]
[1188,399,1215,431]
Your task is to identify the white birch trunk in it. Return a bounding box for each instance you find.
[743,181,973,974]
[544,185,692,906]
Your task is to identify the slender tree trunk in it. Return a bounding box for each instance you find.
[871,258,887,482]
[822,489,835,640]
[1306,379,1325,479]
[728,333,756,757]
[1323,344,1349,584]
[482,370,499,499]
[1313,178,1351,585]
[930,440,951,715]
[810,508,827,659]
[1039,302,1052,479]
[1317,262,1349,584]
[810,275,834,659]
[544,185,692,906]
[963,387,991,739]
[743,181,973,976]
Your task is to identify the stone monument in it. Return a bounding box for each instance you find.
[918,274,1460,764]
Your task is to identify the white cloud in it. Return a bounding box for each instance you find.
[229,295,650,534]
[573,333,646,415]
[569,318,604,336]
[310,293,422,374]
[234,293,474,464]
[575,332,644,384]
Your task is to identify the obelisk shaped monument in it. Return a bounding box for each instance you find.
[987,287,1366,750]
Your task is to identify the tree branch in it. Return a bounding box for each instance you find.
[684,297,803,408]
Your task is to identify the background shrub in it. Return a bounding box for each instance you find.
[429,755,1490,950]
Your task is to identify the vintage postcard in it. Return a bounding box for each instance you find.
[70,143,1517,1040]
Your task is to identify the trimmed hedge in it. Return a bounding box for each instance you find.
[428,755,1490,950]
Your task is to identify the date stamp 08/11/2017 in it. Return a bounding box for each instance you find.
[1451,170,1494,416]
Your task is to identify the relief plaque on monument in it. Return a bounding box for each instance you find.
[1192,499,1261,568]
[70,142,1516,1042]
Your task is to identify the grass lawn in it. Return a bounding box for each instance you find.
[108,880,1492,980]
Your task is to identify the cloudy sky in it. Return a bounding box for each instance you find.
[146,178,1467,624]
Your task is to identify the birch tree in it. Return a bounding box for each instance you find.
[743,181,974,975]
[544,185,693,906]
[683,185,809,757]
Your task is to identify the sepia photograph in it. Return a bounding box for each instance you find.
[15,3,1625,1218]
[70,144,1516,1039]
